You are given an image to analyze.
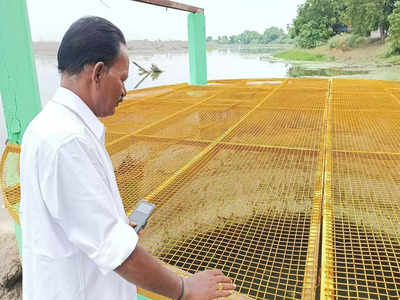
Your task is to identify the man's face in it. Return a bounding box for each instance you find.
[94,44,129,118]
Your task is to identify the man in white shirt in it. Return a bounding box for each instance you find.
[20,16,235,300]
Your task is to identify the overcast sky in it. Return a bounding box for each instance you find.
[27,0,306,41]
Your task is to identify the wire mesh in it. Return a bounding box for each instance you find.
[103,78,325,299]
[326,152,400,299]
[142,145,319,300]
[111,137,207,214]
[331,92,400,112]
[138,105,252,141]
[0,144,21,224]
[102,102,194,135]
[285,78,330,90]
[331,110,400,153]
[261,88,327,110]
[223,108,324,150]
[322,78,400,299]
[4,78,400,299]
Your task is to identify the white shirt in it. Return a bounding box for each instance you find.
[20,87,138,300]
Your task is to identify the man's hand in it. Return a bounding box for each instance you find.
[115,239,236,300]
[129,221,143,237]
[182,269,236,300]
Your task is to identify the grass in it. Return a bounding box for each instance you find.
[273,49,334,62]
[383,54,400,64]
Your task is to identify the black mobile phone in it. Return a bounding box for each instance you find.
[128,200,156,233]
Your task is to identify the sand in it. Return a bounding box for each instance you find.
[0,197,21,300]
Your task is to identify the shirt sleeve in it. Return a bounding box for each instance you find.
[40,136,138,275]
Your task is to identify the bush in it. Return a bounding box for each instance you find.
[326,34,371,50]
[327,34,348,50]
[347,34,369,48]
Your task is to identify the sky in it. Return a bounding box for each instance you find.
[27,0,306,41]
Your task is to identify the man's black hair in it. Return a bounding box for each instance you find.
[57,16,126,75]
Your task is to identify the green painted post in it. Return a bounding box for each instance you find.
[0,0,42,254]
[187,13,207,85]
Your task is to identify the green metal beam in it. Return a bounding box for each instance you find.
[188,13,207,85]
[0,0,42,144]
[0,0,42,255]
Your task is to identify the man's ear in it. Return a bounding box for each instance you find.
[92,62,106,85]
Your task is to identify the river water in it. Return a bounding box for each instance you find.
[34,48,293,105]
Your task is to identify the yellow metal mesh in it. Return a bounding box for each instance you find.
[4,78,400,299]
[142,145,319,299]
[0,144,21,224]
[322,78,400,299]
[105,78,324,299]
[223,108,324,150]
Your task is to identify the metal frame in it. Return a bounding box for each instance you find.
[130,0,204,13]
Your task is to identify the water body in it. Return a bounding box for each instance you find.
[34,48,292,105]
[35,46,400,105]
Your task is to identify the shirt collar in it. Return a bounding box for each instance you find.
[52,87,105,143]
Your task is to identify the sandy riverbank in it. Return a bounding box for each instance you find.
[0,201,21,300]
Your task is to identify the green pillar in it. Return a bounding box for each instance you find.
[188,13,207,85]
[0,0,42,254]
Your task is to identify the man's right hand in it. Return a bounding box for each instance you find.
[182,269,236,300]
[115,244,237,300]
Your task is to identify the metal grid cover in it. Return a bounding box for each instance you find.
[2,78,400,299]
[321,78,400,299]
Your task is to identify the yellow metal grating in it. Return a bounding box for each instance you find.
[322,78,400,299]
[223,108,324,150]
[0,144,21,224]
[324,152,400,299]
[3,78,400,299]
[331,110,400,153]
[142,145,320,299]
[111,137,207,214]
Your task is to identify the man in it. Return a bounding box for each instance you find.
[20,16,235,300]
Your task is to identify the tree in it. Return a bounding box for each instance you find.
[290,0,347,48]
[217,35,229,44]
[238,30,262,44]
[388,1,400,54]
[229,35,239,44]
[262,27,285,43]
[214,27,291,45]
[344,0,396,39]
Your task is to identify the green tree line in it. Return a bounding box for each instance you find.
[290,0,400,54]
[211,27,292,45]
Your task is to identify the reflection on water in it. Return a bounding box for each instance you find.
[125,48,291,92]
[230,46,287,55]
[134,71,162,89]
[288,65,369,77]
